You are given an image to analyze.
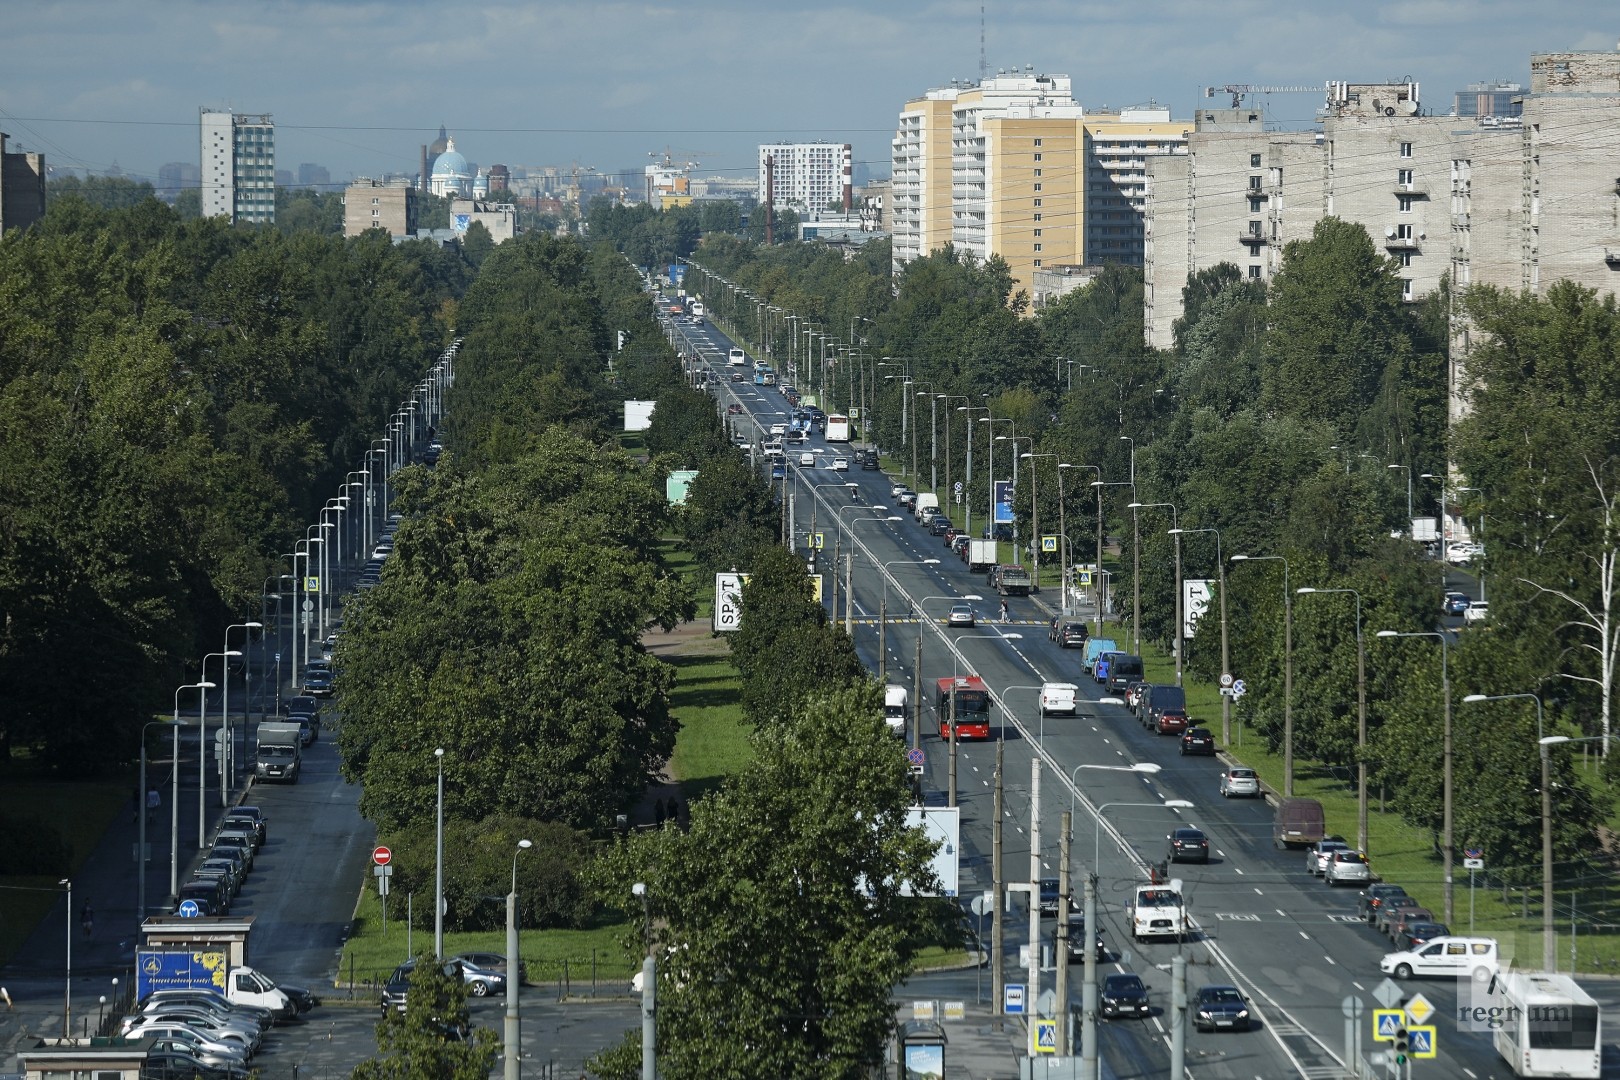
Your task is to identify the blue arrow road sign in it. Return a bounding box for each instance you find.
[177,900,201,918]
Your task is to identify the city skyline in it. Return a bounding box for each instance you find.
[2,1,1615,190]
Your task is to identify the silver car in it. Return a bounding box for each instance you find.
[1217,767,1260,798]
[1306,839,1349,876]
[1324,849,1372,886]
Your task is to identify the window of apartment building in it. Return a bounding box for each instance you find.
[1397,224,1414,240]
[1034,153,1043,162]
[1034,198,1042,207]
[1033,169,1042,178]
[1398,168,1414,186]
[1399,250,1413,267]
[1249,197,1264,212]
[1034,183,1042,192]
[1250,153,1262,167]
[1034,259,1042,267]
[1249,175,1262,190]
[1034,243,1043,252]
[1033,213,1042,222]
[1248,265,1263,279]
[1398,194,1414,213]
[1034,229,1042,237]
[1248,220,1263,236]
[1400,142,1413,158]
[1034,138,1043,147]
[1401,279,1413,301]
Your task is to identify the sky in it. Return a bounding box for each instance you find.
[3,1,1616,190]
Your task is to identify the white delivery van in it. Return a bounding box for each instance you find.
[914,493,941,520]
[1381,936,1500,982]
[884,686,909,736]
[1039,682,1079,717]
[728,347,746,366]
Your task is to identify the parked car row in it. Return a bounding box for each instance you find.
[174,806,269,918]
[381,952,525,1013]
[120,971,317,1078]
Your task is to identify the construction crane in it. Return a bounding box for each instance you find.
[1204,84,1323,109]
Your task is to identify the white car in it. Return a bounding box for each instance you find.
[1324,849,1371,886]
[1217,767,1260,798]
[798,451,815,467]
[1306,839,1350,876]
[831,457,849,472]
[1446,542,1484,565]
[1463,600,1489,624]
[770,423,787,437]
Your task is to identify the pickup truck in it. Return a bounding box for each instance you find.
[995,565,1032,596]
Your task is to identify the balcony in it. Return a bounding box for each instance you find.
[1384,235,1420,251]
[1393,183,1430,196]
[1606,249,1620,267]
[1245,190,1270,201]
[1237,232,1270,247]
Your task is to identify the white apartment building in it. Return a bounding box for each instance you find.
[758,143,852,212]
[200,110,275,224]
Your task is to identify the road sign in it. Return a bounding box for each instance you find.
[1004,983,1026,1015]
[1231,679,1247,699]
[907,748,925,767]
[1034,1018,1057,1053]
[1220,673,1234,687]
[373,845,392,866]
[1041,535,1058,553]
[954,481,964,495]
[305,576,319,592]
[1408,1025,1436,1058]
[812,532,825,550]
[373,864,393,877]
[1373,1009,1404,1041]
[1464,857,1484,870]
[1341,995,1364,1020]
[176,900,201,918]
[1404,992,1435,1026]
[1373,978,1404,1008]
[970,891,993,917]
[1465,847,1483,859]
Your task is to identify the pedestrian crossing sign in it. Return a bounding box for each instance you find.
[1035,1019,1057,1054]
[1373,1009,1404,1041]
[1409,1025,1436,1058]
[1041,535,1058,553]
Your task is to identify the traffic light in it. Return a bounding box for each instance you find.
[1394,1026,1410,1064]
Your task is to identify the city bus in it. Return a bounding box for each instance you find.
[936,675,992,740]
[824,413,851,442]
[1490,972,1601,1078]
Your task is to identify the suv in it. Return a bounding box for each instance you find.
[1052,621,1089,649]
[1306,838,1349,875]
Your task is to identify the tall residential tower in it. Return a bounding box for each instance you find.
[200,110,275,224]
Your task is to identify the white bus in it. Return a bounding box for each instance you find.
[824,413,851,442]
[1491,972,1601,1078]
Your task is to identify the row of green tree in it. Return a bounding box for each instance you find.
[0,191,468,775]
[614,215,1615,882]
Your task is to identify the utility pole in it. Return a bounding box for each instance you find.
[1026,758,1041,1058]
[877,596,887,683]
[1056,812,1072,1055]
[912,632,923,752]
[991,740,1005,1027]
[948,691,958,808]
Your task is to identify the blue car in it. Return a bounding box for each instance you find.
[1442,591,1470,617]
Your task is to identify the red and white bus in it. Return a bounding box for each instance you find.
[936,675,992,740]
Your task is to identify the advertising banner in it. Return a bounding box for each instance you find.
[993,480,1015,525]
[713,573,747,632]
[624,400,657,431]
[1183,579,1213,639]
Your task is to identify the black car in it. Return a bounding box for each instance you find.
[1167,828,1210,863]
[859,452,880,470]
[1057,915,1107,963]
[302,668,334,697]
[1395,921,1450,951]
[142,1049,250,1080]
[1099,972,1152,1018]
[928,516,952,536]
[175,880,226,916]
[1038,877,1061,915]
[1054,622,1089,648]
[1192,985,1251,1032]
[1357,884,1408,921]
[1180,727,1216,756]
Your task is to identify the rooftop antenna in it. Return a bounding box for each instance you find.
[979,5,986,82]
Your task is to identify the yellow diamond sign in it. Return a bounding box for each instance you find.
[1404,992,1434,1026]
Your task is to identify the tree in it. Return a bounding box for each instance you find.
[589,686,941,1080]
[353,952,497,1080]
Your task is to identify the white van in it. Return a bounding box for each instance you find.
[1039,682,1079,717]
[914,493,941,520]
[884,686,909,736]
[728,347,746,366]
[1381,936,1499,982]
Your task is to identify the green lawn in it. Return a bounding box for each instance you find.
[667,653,751,802]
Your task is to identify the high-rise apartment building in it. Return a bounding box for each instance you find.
[0,130,46,234]
[758,143,852,212]
[200,110,275,224]
[892,72,1187,298]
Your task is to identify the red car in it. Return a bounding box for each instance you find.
[1154,710,1189,736]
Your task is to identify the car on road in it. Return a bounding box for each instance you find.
[1167,827,1210,864]
[1306,839,1350,876]
[730,371,744,382]
[1218,767,1260,798]
[194,858,243,899]
[1056,914,1107,963]
[1324,849,1372,886]
[1374,894,1424,935]
[1191,985,1251,1032]
[1463,600,1490,624]
[453,951,526,986]
[1098,973,1152,1018]
[947,604,977,628]
[1446,541,1484,564]
[1125,681,1148,713]
[1442,591,1471,616]
[890,482,910,498]
[1394,921,1450,951]
[1385,906,1434,941]
[1180,727,1216,755]
[798,451,815,466]
[831,456,849,471]
[141,1048,251,1080]
[1381,936,1500,982]
[1358,884,1409,922]
[1038,877,1061,915]
[1051,621,1090,648]
[301,667,334,697]
[859,451,880,470]
[728,347,746,366]
[726,403,742,415]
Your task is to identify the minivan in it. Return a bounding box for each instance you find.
[1380,936,1499,982]
[1083,638,1119,676]
[1273,797,1326,849]
[1039,682,1079,717]
[1105,654,1145,692]
[884,685,909,736]
[1140,684,1186,730]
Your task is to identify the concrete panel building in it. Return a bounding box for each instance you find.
[200,110,275,224]
[0,130,46,234]
[344,177,418,239]
[758,142,852,212]
[891,87,961,272]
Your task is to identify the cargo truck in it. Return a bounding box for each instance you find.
[995,564,1032,596]
[254,722,302,783]
[967,538,998,572]
[134,951,300,1022]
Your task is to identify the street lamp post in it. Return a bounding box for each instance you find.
[138,718,180,921]
[222,623,262,798]
[1120,437,1140,652]
[1129,502,1181,685]
[996,435,1032,566]
[1298,587,1367,853]
[504,837,532,1080]
[846,513,902,634]
[1172,528,1228,747]
[1377,629,1452,924]
[435,746,446,959]
[61,877,71,1032]
[1232,554,1293,795]
[199,651,238,845]
[1091,481,1130,637]
[957,404,988,537]
[980,416,1014,547]
[1464,693,1548,970]
[171,681,211,899]
[880,558,941,684]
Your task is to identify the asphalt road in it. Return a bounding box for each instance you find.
[674,314,1620,1079]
